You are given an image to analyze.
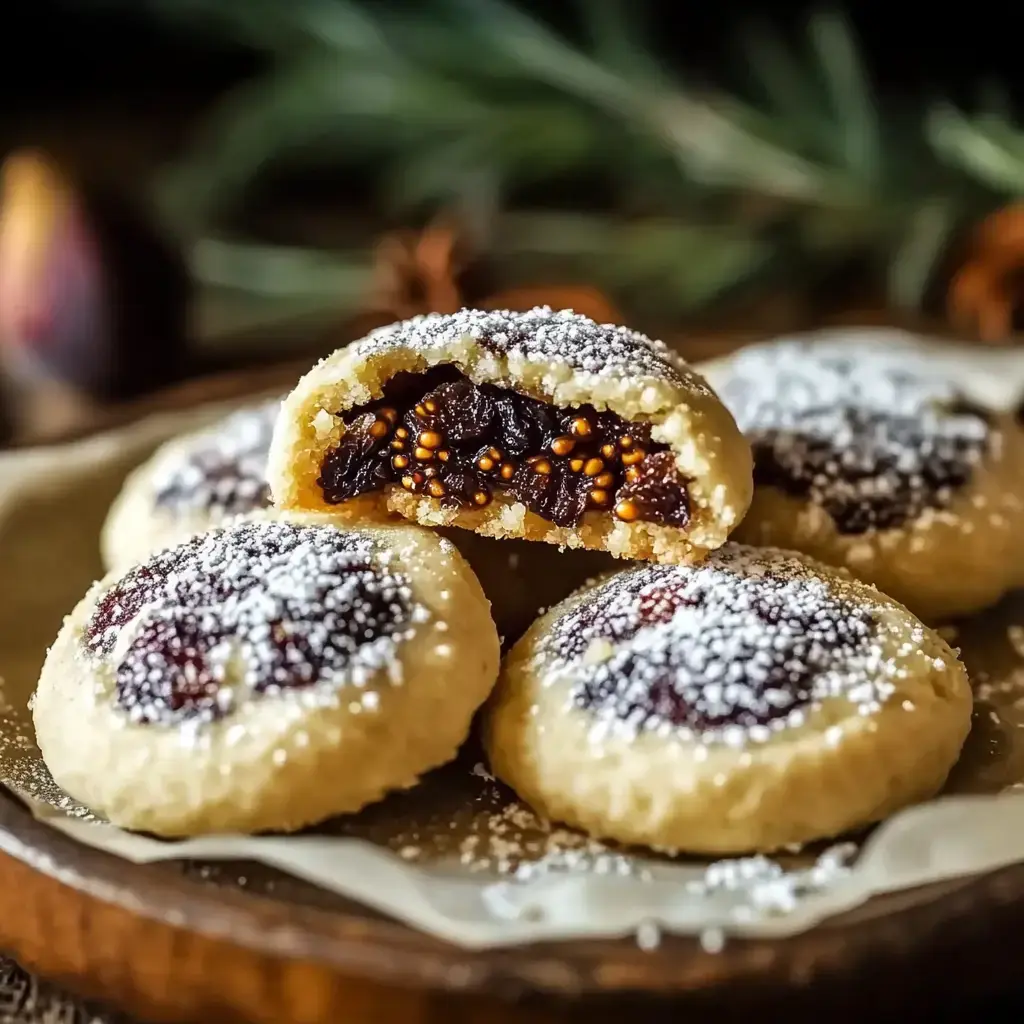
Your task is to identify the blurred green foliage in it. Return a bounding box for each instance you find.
[105,0,1024,321]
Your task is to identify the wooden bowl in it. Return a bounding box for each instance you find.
[1,361,1023,1024]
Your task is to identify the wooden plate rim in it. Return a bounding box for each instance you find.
[5,782,1024,1000]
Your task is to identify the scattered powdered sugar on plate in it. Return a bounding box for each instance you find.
[475,809,859,933]
[542,546,890,746]
[151,398,280,516]
[1007,625,1024,661]
[372,762,860,943]
[933,609,1024,797]
[381,764,647,878]
[0,678,97,817]
[688,843,858,918]
[83,520,424,727]
[715,341,994,534]
[635,919,663,951]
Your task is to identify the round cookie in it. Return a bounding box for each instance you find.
[35,513,500,837]
[702,337,1024,622]
[101,398,280,573]
[267,307,753,566]
[484,545,972,854]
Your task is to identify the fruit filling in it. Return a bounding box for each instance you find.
[84,523,416,725]
[715,348,994,534]
[546,555,878,739]
[153,401,278,516]
[318,367,691,529]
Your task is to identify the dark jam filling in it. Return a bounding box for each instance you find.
[152,403,277,516]
[552,562,874,734]
[716,352,996,536]
[751,403,990,534]
[317,367,690,529]
[85,523,413,724]
[154,463,270,515]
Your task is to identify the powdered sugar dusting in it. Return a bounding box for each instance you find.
[356,306,696,390]
[688,842,858,916]
[715,341,994,534]
[542,546,890,744]
[152,399,279,515]
[83,521,422,726]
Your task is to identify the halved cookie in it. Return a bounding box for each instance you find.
[484,545,972,854]
[267,307,753,565]
[34,513,500,836]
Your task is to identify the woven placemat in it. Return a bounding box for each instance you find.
[0,957,127,1024]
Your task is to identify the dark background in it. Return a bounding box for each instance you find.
[2,2,1017,120]
[0,0,1018,395]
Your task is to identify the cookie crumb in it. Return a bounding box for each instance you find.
[1008,624,1024,660]
[636,919,662,951]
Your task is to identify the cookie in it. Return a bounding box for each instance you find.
[267,307,753,565]
[34,513,500,836]
[703,337,1024,622]
[484,545,972,854]
[101,398,280,572]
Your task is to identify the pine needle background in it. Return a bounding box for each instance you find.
[88,0,1024,336]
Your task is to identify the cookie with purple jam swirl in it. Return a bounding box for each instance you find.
[34,513,499,837]
[267,307,752,566]
[703,332,1024,621]
[101,397,281,573]
[484,544,972,854]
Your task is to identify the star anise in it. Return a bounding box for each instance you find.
[367,216,466,320]
[362,215,622,325]
[948,204,1024,344]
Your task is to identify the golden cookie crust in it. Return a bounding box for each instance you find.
[702,337,1024,622]
[484,545,972,854]
[267,307,753,565]
[35,512,500,837]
